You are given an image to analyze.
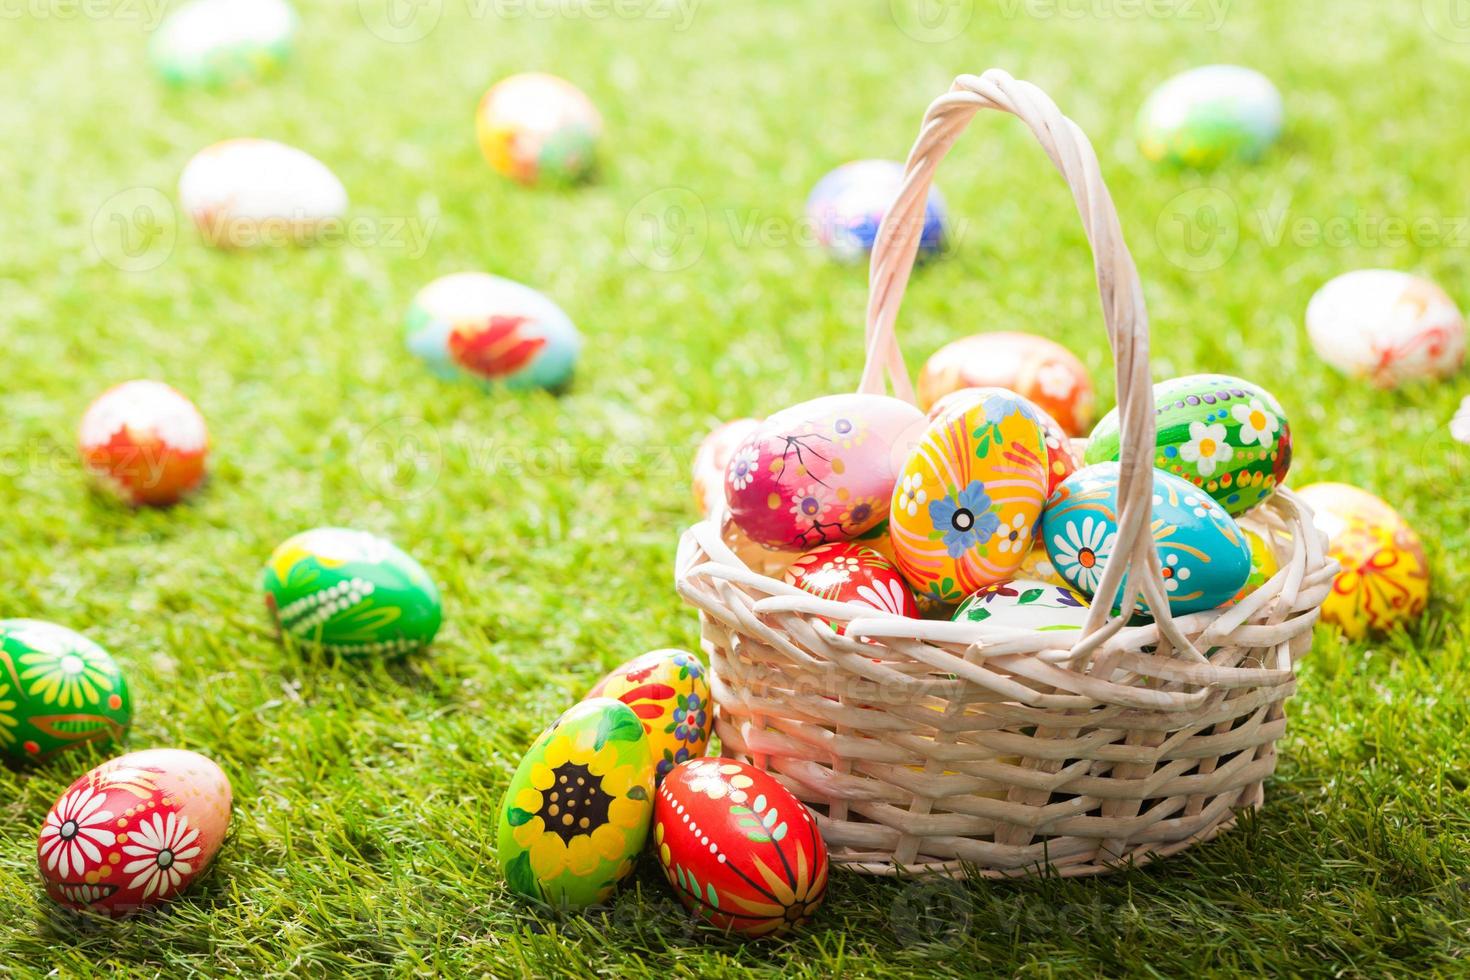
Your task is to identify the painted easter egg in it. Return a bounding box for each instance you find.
[1298,483,1429,638]
[1230,529,1280,604]
[179,138,347,248]
[692,418,762,516]
[497,698,654,910]
[1016,542,1069,589]
[928,386,1079,495]
[0,621,130,767]
[79,380,208,507]
[889,388,1051,607]
[261,528,441,659]
[477,73,602,186]
[406,272,582,391]
[38,749,232,916]
[586,649,711,784]
[1137,65,1283,168]
[784,542,919,633]
[918,333,1095,437]
[725,393,925,551]
[1085,374,1291,516]
[953,579,1091,632]
[149,0,296,89]
[654,758,828,938]
[1305,270,1466,388]
[806,160,948,263]
[1043,463,1252,615]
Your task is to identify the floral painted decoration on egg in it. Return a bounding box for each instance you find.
[692,418,762,516]
[784,542,918,634]
[79,380,209,507]
[1042,462,1252,616]
[586,649,711,784]
[918,333,1096,437]
[655,759,828,938]
[928,386,1079,495]
[889,388,1051,607]
[38,749,233,916]
[952,579,1091,632]
[1085,374,1291,516]
[261,528,442,659]
[497,698,654,910]
[1305,270,1466,388]
[1137,65,1284,168]
[806,159,948,263]
[0,620,130,766]
[149,0,296,89]
[178,138,347,248]
[477,73,603,186]
[725,393,925,551]
[1298,483,1429,638]
[406,272,582,392]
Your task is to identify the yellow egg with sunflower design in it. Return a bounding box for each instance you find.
[497,698,655,909]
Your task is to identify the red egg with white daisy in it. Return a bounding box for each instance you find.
[78,380,209,507]
[783,542,918,633]
[37,749,232,916]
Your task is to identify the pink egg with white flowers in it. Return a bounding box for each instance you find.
[724,394,924,551]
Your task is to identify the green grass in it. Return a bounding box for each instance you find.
[4,0,1470,975]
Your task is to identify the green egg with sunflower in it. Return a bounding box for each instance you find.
[497,698,655,910]
[0,620,131,766]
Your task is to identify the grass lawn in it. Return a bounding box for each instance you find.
[5,0,1470,974]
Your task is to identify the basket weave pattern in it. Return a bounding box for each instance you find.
[675,70,1337,877]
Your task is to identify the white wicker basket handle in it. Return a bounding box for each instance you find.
[861,69,1181,640]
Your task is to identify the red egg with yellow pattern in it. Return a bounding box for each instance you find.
[78,381,209,507]
[927,386,1079,496]
[917,332,1096,436]
[783,542,918,633]
[654,759,828,939]
[37,749,233,916]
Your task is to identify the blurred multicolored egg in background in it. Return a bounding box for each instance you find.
[0,620,131,766]
[586,649,711,783]
[261,527,442,659]
[1305,270,1466,388]
[406,272,581,391]
[79,380,209,507]
[178,138,347,248]
[918,332,1095,437]
[806,159,948,263]
[1137,64,1284,168]
[1085,374,1291,517]
[496,699,654,910]
[1298,482,1429,638]
[725,393,924,551]
[477,72,603,186]
[149,0,297,89]
[691,418,762,516]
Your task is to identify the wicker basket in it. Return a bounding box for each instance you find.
[674,69,1338,878]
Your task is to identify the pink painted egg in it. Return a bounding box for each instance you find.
[692,418,761,516]
[784,542,918,633]
[725,394,925,551]
[928,386,1079,496]
[654,758,828,938]
[917,332,1096,436]
[890,388,1051,606]
[38,749,232,916]
[79,380,209,507]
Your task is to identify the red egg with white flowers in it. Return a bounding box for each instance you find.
[784,542,918,632]
[78,380,209,506]
[692,417,761,516]
[654,759,828,938]
[37,749,232,916]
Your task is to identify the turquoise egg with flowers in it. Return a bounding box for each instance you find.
[1041,463,1251,616]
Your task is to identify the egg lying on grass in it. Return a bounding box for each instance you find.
[179,138,346,248]
[79,380,209,507]
[0,620,131,766]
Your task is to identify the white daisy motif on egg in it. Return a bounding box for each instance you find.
[1179,421,1234,477]
[727,446,759,492]
[1161,553,1192,593]
[39,786,117,879]
[1232,398,1280,448]
[1051,516,1116,594]
[854,578,911,616]
[898,473,927,517]
[122,811,202,900]
[994,512,1029,555]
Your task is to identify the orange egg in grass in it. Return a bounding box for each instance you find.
[917,332,1096,436]
[78,381,209,506]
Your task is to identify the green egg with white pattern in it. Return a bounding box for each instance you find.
[149,0,297,89]
[0,620,131,766]
[261,528,441,660]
